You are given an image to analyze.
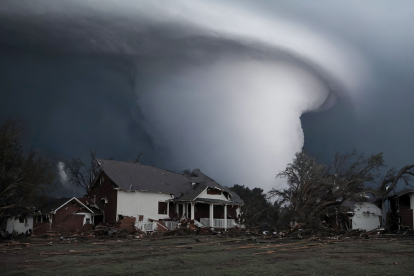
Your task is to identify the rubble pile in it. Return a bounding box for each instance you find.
[3,216,414,245]
[157,218,414,242]
[113,217,136,233]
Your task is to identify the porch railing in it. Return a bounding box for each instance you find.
[143,222,153,231]
[163,221,178,230]
[199,218,236,228]
[200,218,209,226]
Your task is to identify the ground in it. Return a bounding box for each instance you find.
[1,235,414,275]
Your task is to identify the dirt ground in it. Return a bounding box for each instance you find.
[1,235,414,275]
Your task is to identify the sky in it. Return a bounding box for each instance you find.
[1,0,414,196]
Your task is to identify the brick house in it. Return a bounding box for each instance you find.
[88,159,244,232]
[33,197,101,234]
[387,189,414,230]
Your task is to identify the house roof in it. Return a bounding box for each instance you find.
[175,169,244,204]
[77,196,102,214]
[341,194,381,212]
[94,159,244,204]
[194,198,243,205]
[37,197,96,214]
[38,197,72,214]
[386,188,414,199]
[95,159,194,197]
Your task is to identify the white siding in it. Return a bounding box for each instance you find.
[411,194,414,210]
[116,190,171,224]
[77,213,93,225]
[351,202,382,231]
[411,194,414,228]
[197,189,230,201]
[6,217,33,234]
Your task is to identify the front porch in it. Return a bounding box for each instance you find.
[136,200,242,233]
[170,199,241,229]
[200,218,236,228]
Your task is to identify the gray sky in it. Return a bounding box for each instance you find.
[1,0,413,196]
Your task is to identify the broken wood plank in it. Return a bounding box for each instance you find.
[226,245,260,250]
[39,248,110,255]
[7,243,30,247]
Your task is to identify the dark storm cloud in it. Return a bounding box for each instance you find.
[0,0,413,195]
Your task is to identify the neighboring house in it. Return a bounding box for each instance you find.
[88,159,244,232]
[5,215,33,235]
[342,198,382,231]
[387,188,414,230]
[33,197,101,234]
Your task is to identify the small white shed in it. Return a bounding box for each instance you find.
[350,202,382,231]
[6,216,33,234]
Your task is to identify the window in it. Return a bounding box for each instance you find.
[207,188,221,195]
[158,202,168,215]
[36,216,42,223]
[42,215,49,223]
[85,218,91,224]
[18,217,24,223]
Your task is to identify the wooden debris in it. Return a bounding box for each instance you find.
[40,248,110,255]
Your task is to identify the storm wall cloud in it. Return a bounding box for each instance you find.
[1,0,413,195]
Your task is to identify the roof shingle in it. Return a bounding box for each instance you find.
[95,159,243,204]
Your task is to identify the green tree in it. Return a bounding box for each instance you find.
[0,120,55,225]
[230,184,279,229]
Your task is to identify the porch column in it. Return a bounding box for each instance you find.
[209,204,214,227]
[175,203,179,217]
[191,203,195,220]
[184,203,188,218]
[224,204,227,229]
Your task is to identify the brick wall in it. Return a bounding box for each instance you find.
[88,172,118,223]
[399,205,413,228]
[33,199,93,234]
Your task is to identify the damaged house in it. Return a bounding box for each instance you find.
[387,188,414,230]
[88,159,244,232]
[341,197,382,231]
[33,197,101,234]
[4,213,34,235]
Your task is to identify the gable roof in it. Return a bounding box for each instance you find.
[95,159,193,197]
[77,196,102,214]
[94,159,244,204]
[37,197,95,214]
[176,169,244,204]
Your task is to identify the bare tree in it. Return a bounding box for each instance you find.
[0,120,55,225]
[270,150,386,228]
[375,164,414,224]
[270,151,328,227]
[135,153,143,163]
[63,149,99,192]
[378,165,414,196]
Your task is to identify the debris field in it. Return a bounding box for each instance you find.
[2,224,414,275]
